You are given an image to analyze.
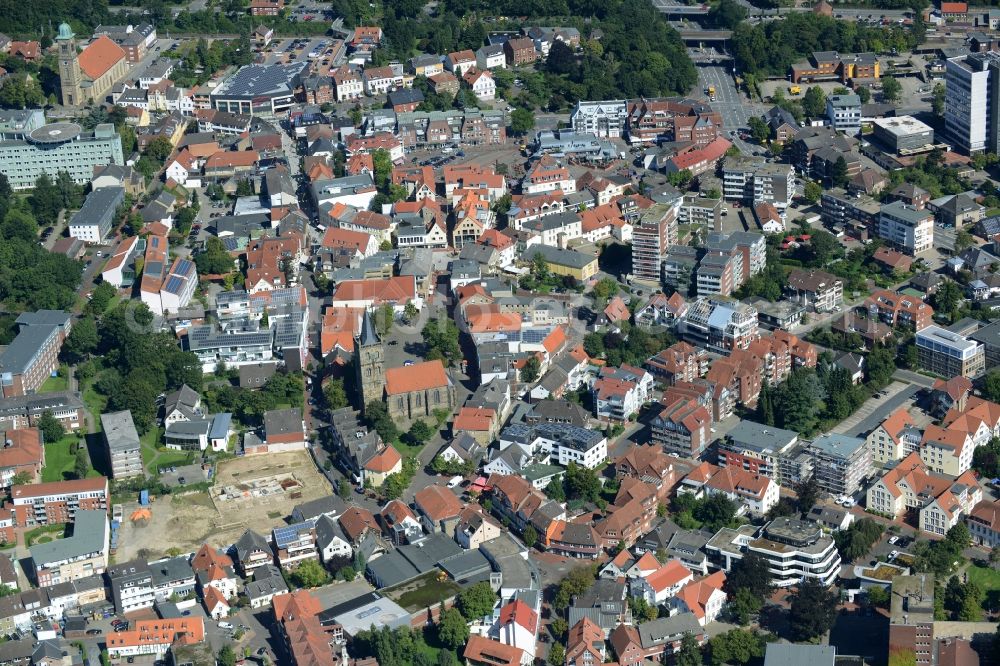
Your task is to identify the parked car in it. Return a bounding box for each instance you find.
[86,629,102,635]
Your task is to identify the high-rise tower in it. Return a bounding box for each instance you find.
[354,309,385,410]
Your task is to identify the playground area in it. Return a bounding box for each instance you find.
[114,451,333,560]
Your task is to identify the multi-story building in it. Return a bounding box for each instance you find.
[705,518,840,587]
[722,156,794,211]
[272,520,318,569]
[677,298,759,355]
[825,94,862,135]
[498,422,608,470]
[877,200,934,255]
[570,100,628,137]
[210,63,308,117]
[28,509,109,587]
[0,118,123,190]
[717,420,800,484]
[631,199,680,283]
[888,574,935,666]
[790,51,879,84]
[100,411,143,479]
[786,269,843,312]
[108,560,155,614]
[651,397,713,458]
[106,617,205,659]
[0,310,72,398]
[807,434,871,498]
[10,476,109,527]
[864,289,934,330]
[695,231,766,297]
[944,52,1000,154]
[872,115,936,155]
[966,499,1000,547]
[915,325,986,378]
[866,452,981,535]
[0,392,84,432]
[866,407,921,464]
[67,185,125,243]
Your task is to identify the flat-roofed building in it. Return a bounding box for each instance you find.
[10,476,109,527]
[915,325,986,378]
[877,200,934,255]
[0,120,123,190]
[888,574,935,666]
[807,433,871,497]
[68,186,125,243]
[872,115,936,155]
[0,310,72,398]
[100,411,143,479]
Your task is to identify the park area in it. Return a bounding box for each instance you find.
[42,435,103,483]
[114,450,332,561]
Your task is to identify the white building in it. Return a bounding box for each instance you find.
[825,94,862,135]
[945,52,999,154]
[877,200,934,255]
[570,100,628,138]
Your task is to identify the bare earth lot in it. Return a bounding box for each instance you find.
[116,451,333,560]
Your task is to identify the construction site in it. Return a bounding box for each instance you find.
[114,450,333,561]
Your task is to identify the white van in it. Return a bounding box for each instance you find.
[218,622,234,630]
[447,476,463,489]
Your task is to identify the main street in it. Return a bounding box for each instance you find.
[697,63,763,155]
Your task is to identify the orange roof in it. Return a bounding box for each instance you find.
[878,407,915,443]
[499,599,538,632]
[203,585,229,612]
[464,636,524,666]
[385,360,450,395]
[338,506,379,541]
[604,296,630,323]
[646,560,692,593]
[332,276,416,304]
[414,485,464,521]
[78,36,127,80]
[205,150,259,169]
[273,590,323,623]
[365,445,402,473]
[454,407,496,432]
[675,571,726,619]
[542,325,567,355]
[670,137,732,170]
[346,152,375,176]
[941,2,967,13]
[191,544,234,573]
[478,228,514,250]
[633,551,661,572]
[321,226,374,252]
[468,311,522,333]
[610,549,633,568]
[0,427,42,469]
[187,142,221,159]
[107,617,205,650]
[320,306,363,355]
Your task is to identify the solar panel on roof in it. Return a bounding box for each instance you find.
[175,259,194,276]
[164,276,183,294]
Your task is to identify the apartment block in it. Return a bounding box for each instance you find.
[28,509,109,587]
[915,325,987,378]
[630,199,680,283]
[0,119,123,190]
[808,434,871,497]
[101,411,144,479]
[0,310,72,398]
[786,269,843,312]
[826,94,862,135]
[677,298,759,355]
[877,200,934,255]
[10,476,109,527]
[944,52,1000,154]
[721,156,794,211]
[864,289,934,330]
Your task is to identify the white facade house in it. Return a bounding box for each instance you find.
[878,200,934,255]
[466,70,496,102]
[825,94,862,135]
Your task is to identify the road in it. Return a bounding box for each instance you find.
[697,63,762,154]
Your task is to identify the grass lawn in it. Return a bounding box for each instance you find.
[25,523,67,547]
[39,369,69,393]
[138,427,196,475]
[41,435,104,483]
[81,384,107,433]
[385,571,461,611]
[965,562,1000,611]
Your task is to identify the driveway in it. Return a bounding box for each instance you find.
[832,381,920,439]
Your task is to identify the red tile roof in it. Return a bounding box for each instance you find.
[385,360,449,395]
[499,599,538,632]
[78,36,127,80]
[414,485,464,522]
[365,445,402,473]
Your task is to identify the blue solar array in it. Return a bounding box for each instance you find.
[164,276,184,294]
[175,259,194,276]
[273,519,315,547]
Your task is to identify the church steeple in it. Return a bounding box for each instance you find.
[57,21,81,107]
[354,308,385,411]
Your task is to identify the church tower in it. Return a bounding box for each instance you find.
[354,308,385,411]
[57,22,82,107]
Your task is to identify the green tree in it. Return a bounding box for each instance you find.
[37,410,64,443]
[794,474,820,513]
[510,108,535,135]
[324,378,348,410]
[788,578,839,641]
[407,420,434,445]
[523,524,538,548]
[748,116,770,144]
[73,447,89,480]
[675,632,702,666]
[372,148,393,191]
[144,136,174,163]
[857,86,871,104]
[932,83,946,117]
[86,282,117,315]
[457,581,496,620]
[829,156,849,188]
[290,559,331,588]
[881,76,902,104]
[218,646,237,666]
[422,317,462,365]
[708,628,766,666]
[554,564,597,610]
[803,180,823,203]
[802,86,826,118]
[547,643,565,666]
[728,587,763,625]
[591,277,619,306]
[726,552,774,599]
[708,0,748,30]
[364,401,399,443]
[520,356,541,383]
[63,316,98,363]
[564,462,601,503]
[437,608,470,649]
